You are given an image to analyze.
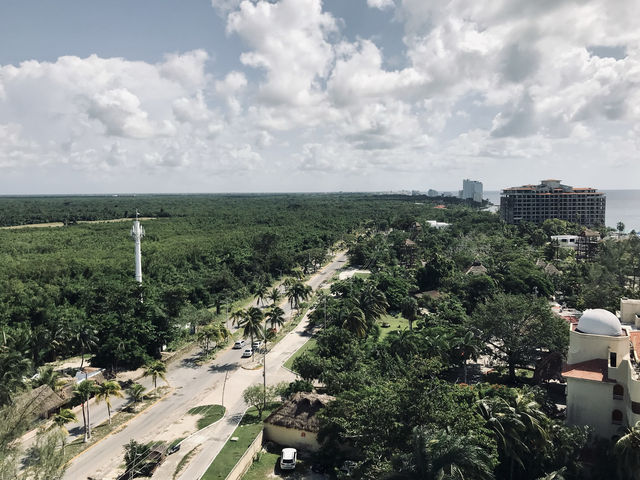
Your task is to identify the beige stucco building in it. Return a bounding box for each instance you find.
[563,308,640,439]
[263,392,335,452]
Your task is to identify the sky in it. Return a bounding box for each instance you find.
[0,0,639,194]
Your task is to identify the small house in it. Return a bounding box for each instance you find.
[263,392,335,452]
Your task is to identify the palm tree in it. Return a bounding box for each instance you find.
[268,287,282,306]
[32,365,63,392]
[254,282,268,307]
[95,380,124,425]
[75,324,98,369]
[238,307,264,357]
[285,280,312,311]
[453,331,481,383]
[198,322,230,354]
[355,284,388,326]
[128,383,146,404]
[400,296,418,331]
[407,426,494,480]
[144,361,168,391]
[73,379,97,442]
[266,306,286,331]
[614,421,640,480]
[51,408,77,436]
[231,309,247,329]
[341,306,367,339]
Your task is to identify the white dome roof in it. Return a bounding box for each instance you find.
[577,309,622,336]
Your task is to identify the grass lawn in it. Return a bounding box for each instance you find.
[352,272,370,279]
[188,404,226,430]
[377,314,409,341]
[242,451,280,480]
[201,404,278,480]
[283,337,316,371]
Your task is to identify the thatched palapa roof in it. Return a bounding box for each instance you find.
[264,392,335,433]
[16,385,66,418]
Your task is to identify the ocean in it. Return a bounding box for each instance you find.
[484,190,640,232]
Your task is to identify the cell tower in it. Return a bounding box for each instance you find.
[130,211,145,284]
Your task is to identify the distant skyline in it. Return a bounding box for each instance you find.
[1,0,639,194]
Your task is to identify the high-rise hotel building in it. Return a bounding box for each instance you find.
[500,179,606,227]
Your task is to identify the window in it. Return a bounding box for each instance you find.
[612,409,623,425]
[610,352,617,368]
[613,384,624,400]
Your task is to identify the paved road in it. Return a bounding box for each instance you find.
[63,251,347,480]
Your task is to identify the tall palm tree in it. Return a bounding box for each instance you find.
[231,309,247,329]
[0,349,31,406]
[268,287,282,306]
[453,331,481,383]
[95,380,124,425]
[143,361,168,391]
[75,324,98,369]
[254,282,268,307]
[400,296,418,331]
[73,379,97,442]
[614,421,640,480]
[238,307,264,357]
[285,280,312,311]
[266,306,286,331]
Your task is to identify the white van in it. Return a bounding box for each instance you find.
[280,448,297,470]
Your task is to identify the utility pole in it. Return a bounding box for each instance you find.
[221,370,229,409]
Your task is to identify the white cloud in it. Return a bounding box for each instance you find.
[367,0,395,10]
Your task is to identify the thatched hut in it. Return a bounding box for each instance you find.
[465,260,488,275]
[264,392,335,452]
[16,385,67,419]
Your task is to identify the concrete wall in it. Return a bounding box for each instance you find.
[264,424,320,452]
[621,299,640,326]
[567,330,629,364]
[566,378,621,438]
[226,430,264,480]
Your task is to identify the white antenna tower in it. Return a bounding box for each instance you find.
[130,210,145,284]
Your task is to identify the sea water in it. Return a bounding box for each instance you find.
[484,190,640,232]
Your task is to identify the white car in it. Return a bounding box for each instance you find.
[241,347,253,358]
[252,340,262,350]
[233,340,245,349]
[280,448,297,470]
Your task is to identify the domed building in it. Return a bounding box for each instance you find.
[563,308,640,438]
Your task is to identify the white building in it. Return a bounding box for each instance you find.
[563,308,640,439]
[551,235,580,249]
[426,220,450,229]
[621,298,640,328]
[462,179,483,203]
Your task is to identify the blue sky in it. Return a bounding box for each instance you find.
[0,0,638,194]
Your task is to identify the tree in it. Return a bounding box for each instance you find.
[73,379,97,443]
[617,221,626,234]
[285,280,312,311]
[128,383,146,404]
[265,306,286,330]
[341,306,367,339]
[400,297,418,331]
[355,284,388,326]
[254,282,268,306]
[400,426,495,480]
[0,348,31,406]
[471,293,569,382]
[242,384,277,419]
[238,307,264,356]
[95,380,124,425]
[614,421,640,480]
[268,287,282,306]
[143,361,168,391]
[198,323,228,355]
[32,366,63,392]
[123,439,152,479]
[74,324,98,369]
[52,408,77,436]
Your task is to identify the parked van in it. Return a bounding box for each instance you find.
[280,448,297,470]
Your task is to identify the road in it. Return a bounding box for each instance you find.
[63,251,347,480]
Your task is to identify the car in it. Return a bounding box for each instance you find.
[233,340,245,349]
[168,444,181,455]
[241,348,253,358]
[280,448,297,470]
[252,340,262,350]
